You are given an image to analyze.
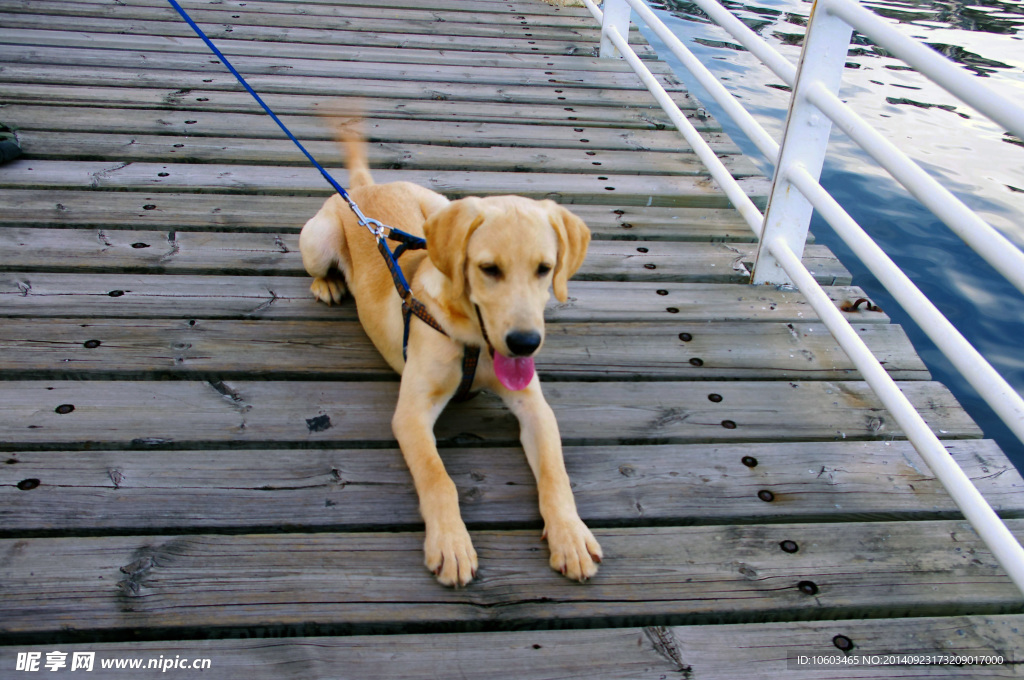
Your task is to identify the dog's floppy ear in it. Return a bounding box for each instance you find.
[546,202,591,303]
[423,197,486,300]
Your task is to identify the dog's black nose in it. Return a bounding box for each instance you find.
[505,330,542,357]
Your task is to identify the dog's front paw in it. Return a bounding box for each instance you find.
[310,274,346,305]
[543,516,602,582]
[424,521,478,588]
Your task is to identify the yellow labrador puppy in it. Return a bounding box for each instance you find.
[299,130,601,587]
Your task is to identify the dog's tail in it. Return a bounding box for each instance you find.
[334,116,374,189]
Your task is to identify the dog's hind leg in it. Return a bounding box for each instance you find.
[299,196,349,305]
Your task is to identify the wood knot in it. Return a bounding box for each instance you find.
[118,556,154,598]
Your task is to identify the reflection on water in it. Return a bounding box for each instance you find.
[640,0,1024,466]
[873,0,1024,36]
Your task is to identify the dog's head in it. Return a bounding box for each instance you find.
[423,196,590,391]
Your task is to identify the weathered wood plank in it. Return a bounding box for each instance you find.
[1,0,586,15]
[0,273,889,323]
[0,379,981,448]
[0,521,1020,637]
[1,0,605,25]
[180,0,598,13]
[0,63,692,109]
[3,441,1018,534]
[0,191,758,241]
[7,615,1018,679]
[0,3,637,47]
[0,23,657,61]
[0,85,686,131]
[0,45,682,92]
[13,132,759,178]
[0,7,610,46]
[0,229,844,284]
[0,319,927,381]
[0,104,723,148]
[0,160,770,208]
[276,0,599,13]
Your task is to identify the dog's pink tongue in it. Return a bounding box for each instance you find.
[492,352,535,391]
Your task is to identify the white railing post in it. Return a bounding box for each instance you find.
[600,0,631,59]
[751,0,853,285]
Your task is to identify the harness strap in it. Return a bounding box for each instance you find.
[387,228,428,260]
[384,234,479,402]
[456,346,481,403]
[377,235,415,300]
[402,297,449,350]
[401,300,480,403]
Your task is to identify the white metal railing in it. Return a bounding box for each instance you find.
[585,0,766,234]
[585,0,1024,595]
[669,0,1024,455]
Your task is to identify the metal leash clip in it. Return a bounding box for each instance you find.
[346,199,389,242]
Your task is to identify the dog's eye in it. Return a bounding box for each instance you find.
[480,264,502,278]
[537,263,552,277]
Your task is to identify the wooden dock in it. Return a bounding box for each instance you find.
[1,0,1022,676]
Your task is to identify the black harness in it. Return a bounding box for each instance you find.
[378,229,480,403]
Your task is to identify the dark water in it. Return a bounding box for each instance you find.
[638,0,1024,468]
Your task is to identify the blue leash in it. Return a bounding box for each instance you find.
[164,0,423,295]
[165,0,480,399]
[167,1,350,210]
